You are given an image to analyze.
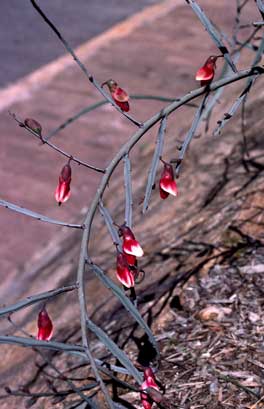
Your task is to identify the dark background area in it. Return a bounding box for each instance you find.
[0,0,158,87]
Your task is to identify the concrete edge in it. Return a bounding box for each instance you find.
[0,0,181,112]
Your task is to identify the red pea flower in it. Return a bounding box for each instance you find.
[37,306,53,341]
[102,79,130,112]
[159,160,177,199]
[116,252,135,288]
[118,224,144,257]
[195,55,222,86]
[140,367,162,409]
[55,162,72,206]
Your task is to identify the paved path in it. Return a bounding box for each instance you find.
[1,0,157,87]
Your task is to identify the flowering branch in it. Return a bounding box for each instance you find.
[4,61,264,407]
[3,3,264,406]
[0,198,83,229]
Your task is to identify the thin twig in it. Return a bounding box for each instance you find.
[0,284,78,317]
[0,198,83,229]
[213,33,264,136]
[185,0,237,72]
[176,92,209,176]
[143,115,167,213]
[76,234,116,406]
[98,201,122,250]
[10,112,105,173]
[90,262,159,360]
[86,316,142,384]
[123,154,133,228]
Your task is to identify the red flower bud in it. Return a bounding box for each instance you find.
[195,55,220,86]
[116,252,135,288]
[118,224,144,257]
[140,367,161,409]
[37,307,53,341]
[159,162,177,199]
[24,118,42,137]
[55,163,72,206]
[102,79,130,112]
